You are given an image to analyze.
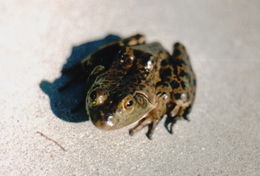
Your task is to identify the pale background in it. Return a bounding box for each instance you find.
[0,0,259,176]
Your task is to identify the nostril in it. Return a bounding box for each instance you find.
[106,115,114,127]
[101,114,114,127]
[103,116,108,121]
[102,113,112,121]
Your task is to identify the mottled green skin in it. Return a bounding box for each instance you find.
[67,34,196,139]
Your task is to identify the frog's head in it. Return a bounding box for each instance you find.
[86,88,154,130]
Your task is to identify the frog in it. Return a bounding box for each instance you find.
[61,34,196,139]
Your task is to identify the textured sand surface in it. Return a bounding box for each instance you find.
[0,0,259,175]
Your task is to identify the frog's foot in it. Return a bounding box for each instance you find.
[146,119,161,140]
[164,116,177,134]
[129,117,160,140]
[120,34,146,46]
[129,117,151,136]
[182,105,192,121]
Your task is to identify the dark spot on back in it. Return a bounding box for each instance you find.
[179,70,187,77]
[179,70,191,82]
[156,81,170,88]
[138,84,145,89]
[181,81,188,88]
[160,68,172,79]
[170,80,180,89]
[172,59,185,66]
[174,93,181,100]
[161,59,168,66]
[134,50,151,65]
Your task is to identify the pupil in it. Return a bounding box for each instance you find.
[127,100,133,107]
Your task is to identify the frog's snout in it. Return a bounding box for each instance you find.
[91,112,115,130]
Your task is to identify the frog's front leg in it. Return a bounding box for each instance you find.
[129,111,162,140]
[129,117,152,136]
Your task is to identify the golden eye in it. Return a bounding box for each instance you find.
[126,100,134,107]
[124,98,134,109]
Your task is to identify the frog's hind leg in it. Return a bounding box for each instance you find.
[164,42,195,134]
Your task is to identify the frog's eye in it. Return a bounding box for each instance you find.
[90,91,96,101]
[123,97,135,110]
[89,89,107,106]
[126,100,134,107]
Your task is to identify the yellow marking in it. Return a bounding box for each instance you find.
[138,36,145,44]
[128,39,138,46]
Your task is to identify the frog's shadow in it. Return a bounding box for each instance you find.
[39,34,121,122]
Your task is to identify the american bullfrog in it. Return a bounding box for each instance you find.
[61,34,196,139]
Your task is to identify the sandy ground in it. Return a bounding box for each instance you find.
[0,0,259,175]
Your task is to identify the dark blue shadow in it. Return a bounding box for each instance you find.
[40,34,121,122]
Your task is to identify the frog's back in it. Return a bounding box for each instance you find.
[159,42,196,120]
[171,43,196,101]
